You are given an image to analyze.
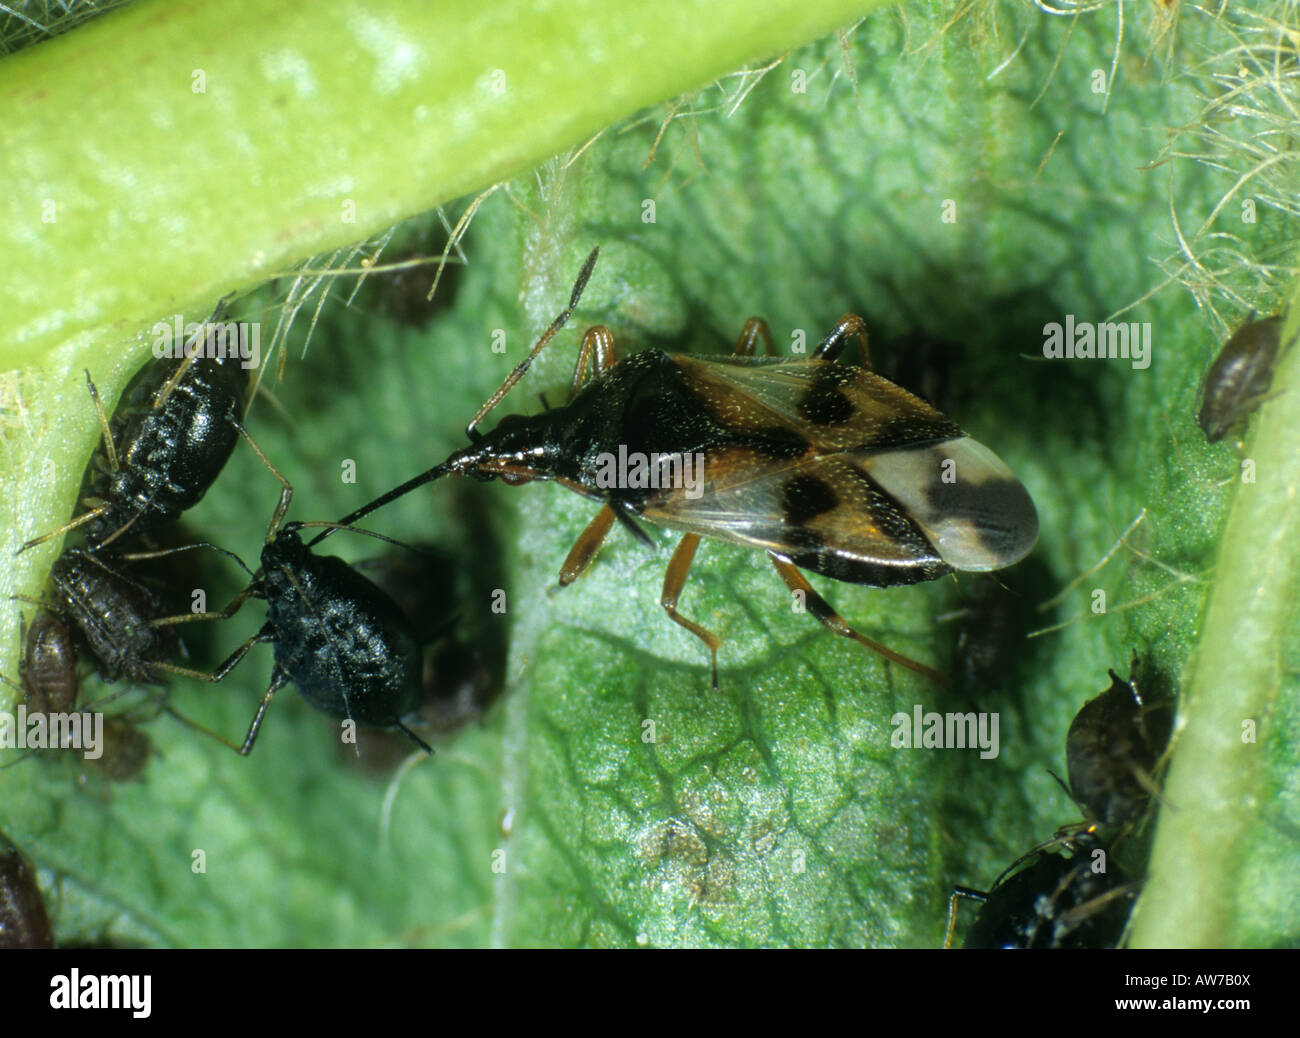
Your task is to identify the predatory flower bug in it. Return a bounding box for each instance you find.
[322,248,1039,689]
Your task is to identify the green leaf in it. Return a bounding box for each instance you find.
[2,0,1297,948]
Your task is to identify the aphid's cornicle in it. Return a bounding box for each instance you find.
[353,548,506,736]
[323,247,1040,688]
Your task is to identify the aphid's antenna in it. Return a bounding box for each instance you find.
[308,462,454,546]
[465,246,600,441]
[293,520,423,554]
[118,541,255,580]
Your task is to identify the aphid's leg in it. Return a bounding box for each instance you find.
[466,247,600,439]
[1054,882,1139,944]
[812,313,873,369]
[230,417,293,541]
[240,667,291,755]
[661,534,722,691]
[732,317,777,357]
[944,887,987,948]
[15,372,122,554]
[15,505,109,554]
[150,586,255,629]
[549,506,616,595]
[84,370,119,472]
[568,325,619,399]
[149,625,270,683]
[91,509,145,550]
[767,554,949,686]
[159,704,246,754]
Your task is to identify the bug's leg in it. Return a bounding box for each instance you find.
[16,372,122,554]
[150,586,256,629]
[549,506,616,595]
[661,534,722,691]
[84,370,120,473]
[230,416,293,541]
[467,247,601,439]
[944,887,988,948]
[568,325,619,399]
[15,504,110,555]
[732,317,777,357]
[813,313,873,369]
[767,554,949,686]
[149,625,271,683]
[239,667,291,755]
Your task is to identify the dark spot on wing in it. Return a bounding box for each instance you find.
[922,474,1038,562]
[782,476,839,524]
[798,368,856,425]
[742,426,809,459]
[870,414,963,449]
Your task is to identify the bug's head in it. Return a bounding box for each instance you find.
[445,411,565,486]
[260,522,309,581]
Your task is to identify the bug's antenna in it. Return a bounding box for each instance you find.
[308,462,454,546]
[465,246,600,440]
[298,521,424,553]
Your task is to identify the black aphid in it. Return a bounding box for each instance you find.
[0,830,54,949]
[19,299,256,554]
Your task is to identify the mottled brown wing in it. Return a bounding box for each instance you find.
[643,354,1038,582]
[640,446,948,585]
[671,355,963,451]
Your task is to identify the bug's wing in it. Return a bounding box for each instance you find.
[673,355,963,450]
[641,448,951,586]
[653,356,1039,578]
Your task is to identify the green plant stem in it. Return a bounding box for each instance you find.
[0,0,882,371]
[1131,308,1300,948]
